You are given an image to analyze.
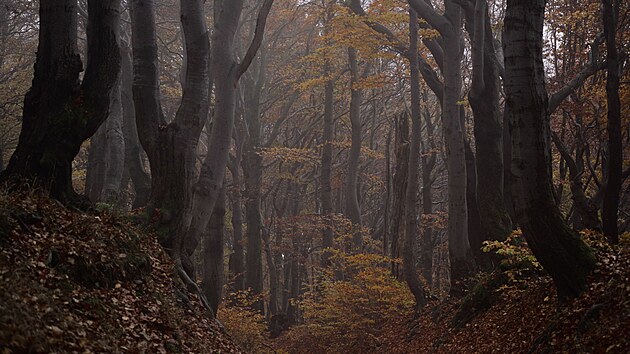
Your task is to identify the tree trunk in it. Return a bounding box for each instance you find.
[120,36,150,209]
[130,0,209,260]
[420,91,436,285]
[442,2,472,281]
[465,140,484,263]
[242,53,265,312]
[86,125,107,202]
[176,0,273,283]
[320,65,334,267]
[263,226,279,316]
[601,0,622,244]
[390,113,409,279]
[464,1,512,248]
[100,76,125,203]
[503,0,595,300]
[1,0,121,203]
[408,0,474,281]
[202,187,226,315]
[403,8,427,309]
[346,47,363,251]
[228,157,245,292]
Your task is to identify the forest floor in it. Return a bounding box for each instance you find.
[378,240,630,354]
[1,191,628,353]
[0,191,241,353]
[272,232,630,353]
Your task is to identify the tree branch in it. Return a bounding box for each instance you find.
[237,0,274,79]
[548,33,605,114]
[407,0,451,35]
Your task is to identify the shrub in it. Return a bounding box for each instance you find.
[218,290,269,353]
[281,252,414,353]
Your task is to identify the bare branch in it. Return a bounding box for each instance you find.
[237,0,274,79]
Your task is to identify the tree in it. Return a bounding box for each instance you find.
[403,7,427,309]
[130,0,209,257]
[503,0,595,300]
[345,45,364,251]
[461,0,512,254]
[408,0,473,279]
[174,0,275,290]
[1,0,121,203]
[601,0,622,244]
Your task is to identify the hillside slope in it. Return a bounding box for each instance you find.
[382,234,630,353]
[0,192,241,353]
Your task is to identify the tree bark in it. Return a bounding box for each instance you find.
[130,0,209,260]
[228,154,245,292]
[390,113,409,279]
[601,0,622,244]
[408,0,473,281]
[404,8,427,309]
[176,0,274,284]
[463,0,512,250]
[320,64,335,267]
[503,0,595,300]
[346,47,363,251]
[120,36,151,209]
[420,89,436,285]
[242,52,266,312]
[100,76,125,203]
[201,187,226,315]
[1,0,121,203]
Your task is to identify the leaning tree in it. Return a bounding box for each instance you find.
[503,0,595,300]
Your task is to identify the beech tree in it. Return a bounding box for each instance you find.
[503,0,595,300]
[601,0,622,243]
[130,0,210,256]
[1,0,121,202]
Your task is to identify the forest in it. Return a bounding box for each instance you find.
[0,0,628,353]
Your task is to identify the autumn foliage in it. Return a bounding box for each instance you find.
[276,252,414,353]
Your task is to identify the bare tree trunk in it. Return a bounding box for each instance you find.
[504,0,595,300]
[263,226,279,316]
[463,0,512,250]
[320,65,334,267]
[602,0,622,244]
[420,90,436,285]
[86,125,107,202]
[403,8,427,309]
[202,187,226,315]
[242,53,266,312]
[1,0,121,203]
[346,47,363,250]
[120,36,150,208]
[408,0,473,281]
[228,155,245,292]
[384,129,392,256]
[390,113,409,279]
[130,0,209,261]
[176,0,274,283]
[465,140,484,262]
[100,76,125,203]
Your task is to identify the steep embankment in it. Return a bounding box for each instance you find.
[381,234,630,353]
[0,192,240,353]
